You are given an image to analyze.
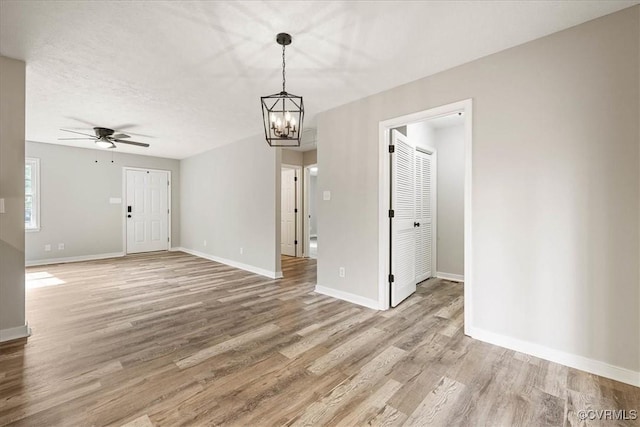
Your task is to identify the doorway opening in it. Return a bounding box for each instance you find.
[304,164,318,259]
[280,164,302,258]
[122,167,172,254]
[378,99,472,334]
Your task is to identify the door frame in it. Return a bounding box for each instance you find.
[122,167,172,255]
[303,163,317,258]
[378,99,473,336]
[281,164,303,257]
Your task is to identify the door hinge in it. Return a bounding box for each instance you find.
[294,176,298,182]
[167,237,170,242]
[389,145,395,153]
[294,208,298,213]
[294,240,298,245]
[167,209,170,214]
[388,274,395,283]
[388,209,394,218]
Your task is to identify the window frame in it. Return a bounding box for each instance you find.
[25,157,40,232]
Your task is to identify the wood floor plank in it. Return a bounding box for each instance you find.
[0,252,635,426]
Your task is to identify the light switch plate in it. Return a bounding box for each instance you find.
[0,198,4,214]
[323,191,331,201]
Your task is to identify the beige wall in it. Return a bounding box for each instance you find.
[181,134,280,276]
[407,121,465,277]
[433,124,464,277]
[0,56,27,340]
[25,141,181,263]
[303,149,317,166]
[317,7,640,376]
[282,149,303,166]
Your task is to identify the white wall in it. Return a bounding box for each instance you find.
[433,124,464,277]
[0,56,27,341]
[24,141,180,263]
[317,7,640,382]
[180,135,280,277]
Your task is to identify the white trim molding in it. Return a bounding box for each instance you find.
[175,247,282,279]
[436,272,464,282]
[469,327,640,387]
[315,285,380,310]
[0,323,32,343]
[26,252,125,267]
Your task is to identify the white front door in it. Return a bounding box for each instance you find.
[126,169,169,254]
[281,168,296,256]
[390,130,417,307]
[415,150,434,282]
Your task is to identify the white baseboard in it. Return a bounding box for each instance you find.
[469,326,640,387]
[26,252,124,267]
[436,272,464,282]
[0,323,31,343]
[174,247,281,279]
[315,285,380,310]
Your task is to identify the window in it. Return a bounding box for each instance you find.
[25,157,40,231]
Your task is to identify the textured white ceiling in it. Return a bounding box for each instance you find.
[1,1,637,159]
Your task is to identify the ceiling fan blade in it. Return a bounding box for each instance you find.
[60,129,96,138]
[112,133,130,139]
[113,139,150,148]
[111,123,137,130]
[57,137,96,140]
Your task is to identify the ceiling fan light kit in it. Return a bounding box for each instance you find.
[58,127,150,149]
[261,32,304,147]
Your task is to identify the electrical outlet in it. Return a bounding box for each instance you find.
[58,243,65,250]
[240,247,244,255]
[203,240,207,247]
[339,267,345,278]
[44,244,51,252]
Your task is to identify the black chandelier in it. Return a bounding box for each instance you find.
[261,33,304,147]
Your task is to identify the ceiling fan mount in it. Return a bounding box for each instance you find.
[58,127,150,149]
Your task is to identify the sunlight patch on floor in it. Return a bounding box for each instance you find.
[26,271,66,288]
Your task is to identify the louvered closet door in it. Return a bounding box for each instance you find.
[391,130,417,307]
[415,150,433,282]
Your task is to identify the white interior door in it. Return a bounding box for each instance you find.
[281,168,296,256]
[126,169,169,254]
[415,150,434,282]
[391,130,417,307]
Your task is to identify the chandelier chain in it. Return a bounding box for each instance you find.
[282,44,286,93]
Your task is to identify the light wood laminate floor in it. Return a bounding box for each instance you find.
[1,252,638,426]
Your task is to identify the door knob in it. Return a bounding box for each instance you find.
[127,214,131,218]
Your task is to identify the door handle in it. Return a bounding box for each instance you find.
[414,222,419,227]
[127,214,131,218]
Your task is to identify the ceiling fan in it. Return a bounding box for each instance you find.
[58,127,150,149]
